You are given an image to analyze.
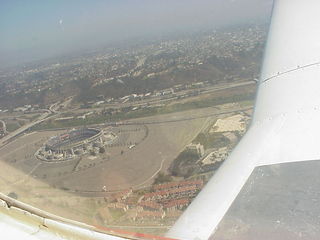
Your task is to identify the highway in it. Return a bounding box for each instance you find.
[0,101,61,148]
[0,81,254,148]
[101,106,252,127]
[0,112,50,147]
[0,120,6,134]
[104,80,255,109]
[68,80,255,117]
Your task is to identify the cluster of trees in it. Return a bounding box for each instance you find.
[153,172,173,184]
[169,150,200,178]
[192,132,230,150]
[90,147,105,156]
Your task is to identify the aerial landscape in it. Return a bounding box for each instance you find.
[0,23,266,235]
[0,0,274,237]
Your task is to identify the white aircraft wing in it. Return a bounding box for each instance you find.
[167,0,320,239]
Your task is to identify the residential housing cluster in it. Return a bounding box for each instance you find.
[100,179,204,223]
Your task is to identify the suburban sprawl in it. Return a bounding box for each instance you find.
[0,24,266,236]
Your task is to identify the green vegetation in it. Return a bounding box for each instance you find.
[169,151,200,178]
[99,147,106,153]
[32,92,255,131]
[118,91,254,120]
[135,189,150,196]
[163,93,254,113]
[192,132,230,150]
[7,192,18,200]
[109,208,125,221]
[22,114,41,121]
[6,122,20,132]
[169,121,234,178]
[153,172,173,185]
[239,100,254,107]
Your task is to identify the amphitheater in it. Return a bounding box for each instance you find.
[36,128,106,162]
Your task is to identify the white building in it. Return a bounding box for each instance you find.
[186,143,204,157]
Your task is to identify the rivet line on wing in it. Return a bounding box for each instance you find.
[260,61,320,84]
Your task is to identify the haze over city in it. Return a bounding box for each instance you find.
[1,0,273,67]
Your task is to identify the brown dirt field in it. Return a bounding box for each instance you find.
[0,107,216,194]
[0,104,249,194]
[59,117,208,192]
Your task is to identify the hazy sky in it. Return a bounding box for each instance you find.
[0,0,273,67]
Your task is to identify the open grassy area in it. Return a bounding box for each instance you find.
[6,122,21,132]
[109,208,126,221]
[33,91,255,131]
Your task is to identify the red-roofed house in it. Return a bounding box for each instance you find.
[107,202,129,212]
[138,201,163,211]
[143,185,199,201]
[111,189,133,202]
[153,180,203,191]
[164,198,190,211]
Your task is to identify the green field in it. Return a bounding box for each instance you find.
[33,92,255,131]
[6,122,21,132]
